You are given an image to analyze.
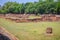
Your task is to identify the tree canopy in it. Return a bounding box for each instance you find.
[0,0,60,15]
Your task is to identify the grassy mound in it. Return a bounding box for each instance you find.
[0,18,60,40]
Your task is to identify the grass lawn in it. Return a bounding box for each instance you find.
[0,18,60,40]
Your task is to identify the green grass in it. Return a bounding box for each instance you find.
[0,18,60,40]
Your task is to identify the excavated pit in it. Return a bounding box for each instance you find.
[0,34,10,40]
[0,27,19,40]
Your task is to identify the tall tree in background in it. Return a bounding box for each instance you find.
[0,0,60,15]
[39,0,43,2]
[25,2,35,14]
[57,0,60,14]
[46,0,54,2]
[2,2,25,14]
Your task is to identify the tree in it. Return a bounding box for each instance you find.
[0,0,59,15]
[46,0,54,2]
[2,2,25,14]
[25,2,34,14]
[39,0,43,2]
[57,0,60,14]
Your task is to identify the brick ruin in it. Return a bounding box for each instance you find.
[46,27,52,34]
[0,14,60,22]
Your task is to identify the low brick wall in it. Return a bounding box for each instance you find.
[1,14,60,22]
[0,14,5,18]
